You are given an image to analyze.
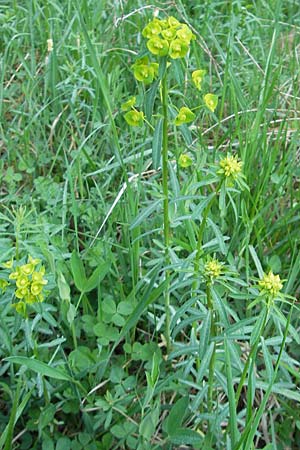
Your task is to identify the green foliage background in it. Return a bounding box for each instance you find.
[0,0,300,449]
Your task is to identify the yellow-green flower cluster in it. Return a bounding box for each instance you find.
[204,93,218,112]
[2,256,48,314]
[204,258,223,281]
[178,153,193,168]
[174,107,195,126]
[121,96,144,127]
[192,69,206,91]
[218,154,243,179]
[0,279,9,293]
[142,16,195,60]
[258,271,283,297]
[132,57,159,84]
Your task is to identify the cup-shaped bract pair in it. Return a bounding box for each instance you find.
[174,107,195,126]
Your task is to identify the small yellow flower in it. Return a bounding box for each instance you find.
[147,37,169,56]
[167,16,180,28]
[9,267,21,280]
[218,154,242,179]
[20,263,34,276]
[16,274,29,289]
[192,69,206,90]
[178,153,193,168]
[0,279,9,292]
[124,110,144,127]
[31,282,43,296]
[12,301,26,316]
[25,293,37,304]
[2,258,14,269]
[174,107,195,126]
[176,24,195,43]
[204,259,223,280]
[15,287,29,299]
[28,255,41,266]
[161,27,177,41]
[133,63,155,84]
[121,97,136,112]
[142,20,162,39]
[204,93,218,112]
[258,271,283,297]
[32,270,48,284]
[169,39,188,59]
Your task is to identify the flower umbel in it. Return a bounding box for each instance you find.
[141,16,195,61]
[204,259,223,281]
[2,255,49,315]
[258,271,283,297]
[218,154,242,179]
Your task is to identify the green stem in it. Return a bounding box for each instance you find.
[192,181,222,296]
[71,322,78,350]
[207,283,216,414]
[235,306,268,405]
[162,73,171,353]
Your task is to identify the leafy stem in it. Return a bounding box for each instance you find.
[162,73,171,353]
[192,181,223,296]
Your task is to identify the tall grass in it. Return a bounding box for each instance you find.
[0,1,300,449]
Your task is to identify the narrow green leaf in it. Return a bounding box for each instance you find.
[178,124,192,145]
[169,428,202,446]
[158,56,167,79]
[152,118,163,169]
[130,198,162,230]
[70,251,87,292]
[57,271,71,301]
[0,387,32,450]
[172,59,184,86]
[261,337,274,382]
[224,337,239,447]
[84,261,110,292]
[207,218,226,254]
[145,79,159,121]
[197,342,214,384]
[4,356,73,382]
[250,307,267,345]
[4,380,21,450]
[249,245,264,278]
[198,310,211,360]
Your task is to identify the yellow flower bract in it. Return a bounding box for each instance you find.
[219,155,242,179]
[140,16,195,61]
[258,271,283,296]
[204,259,223,280]
[3,255,49,314]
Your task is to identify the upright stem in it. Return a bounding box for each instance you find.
[162,74,171,353]
[207,283,216,414]
[235,306,268,405]
[192,181,222,296]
